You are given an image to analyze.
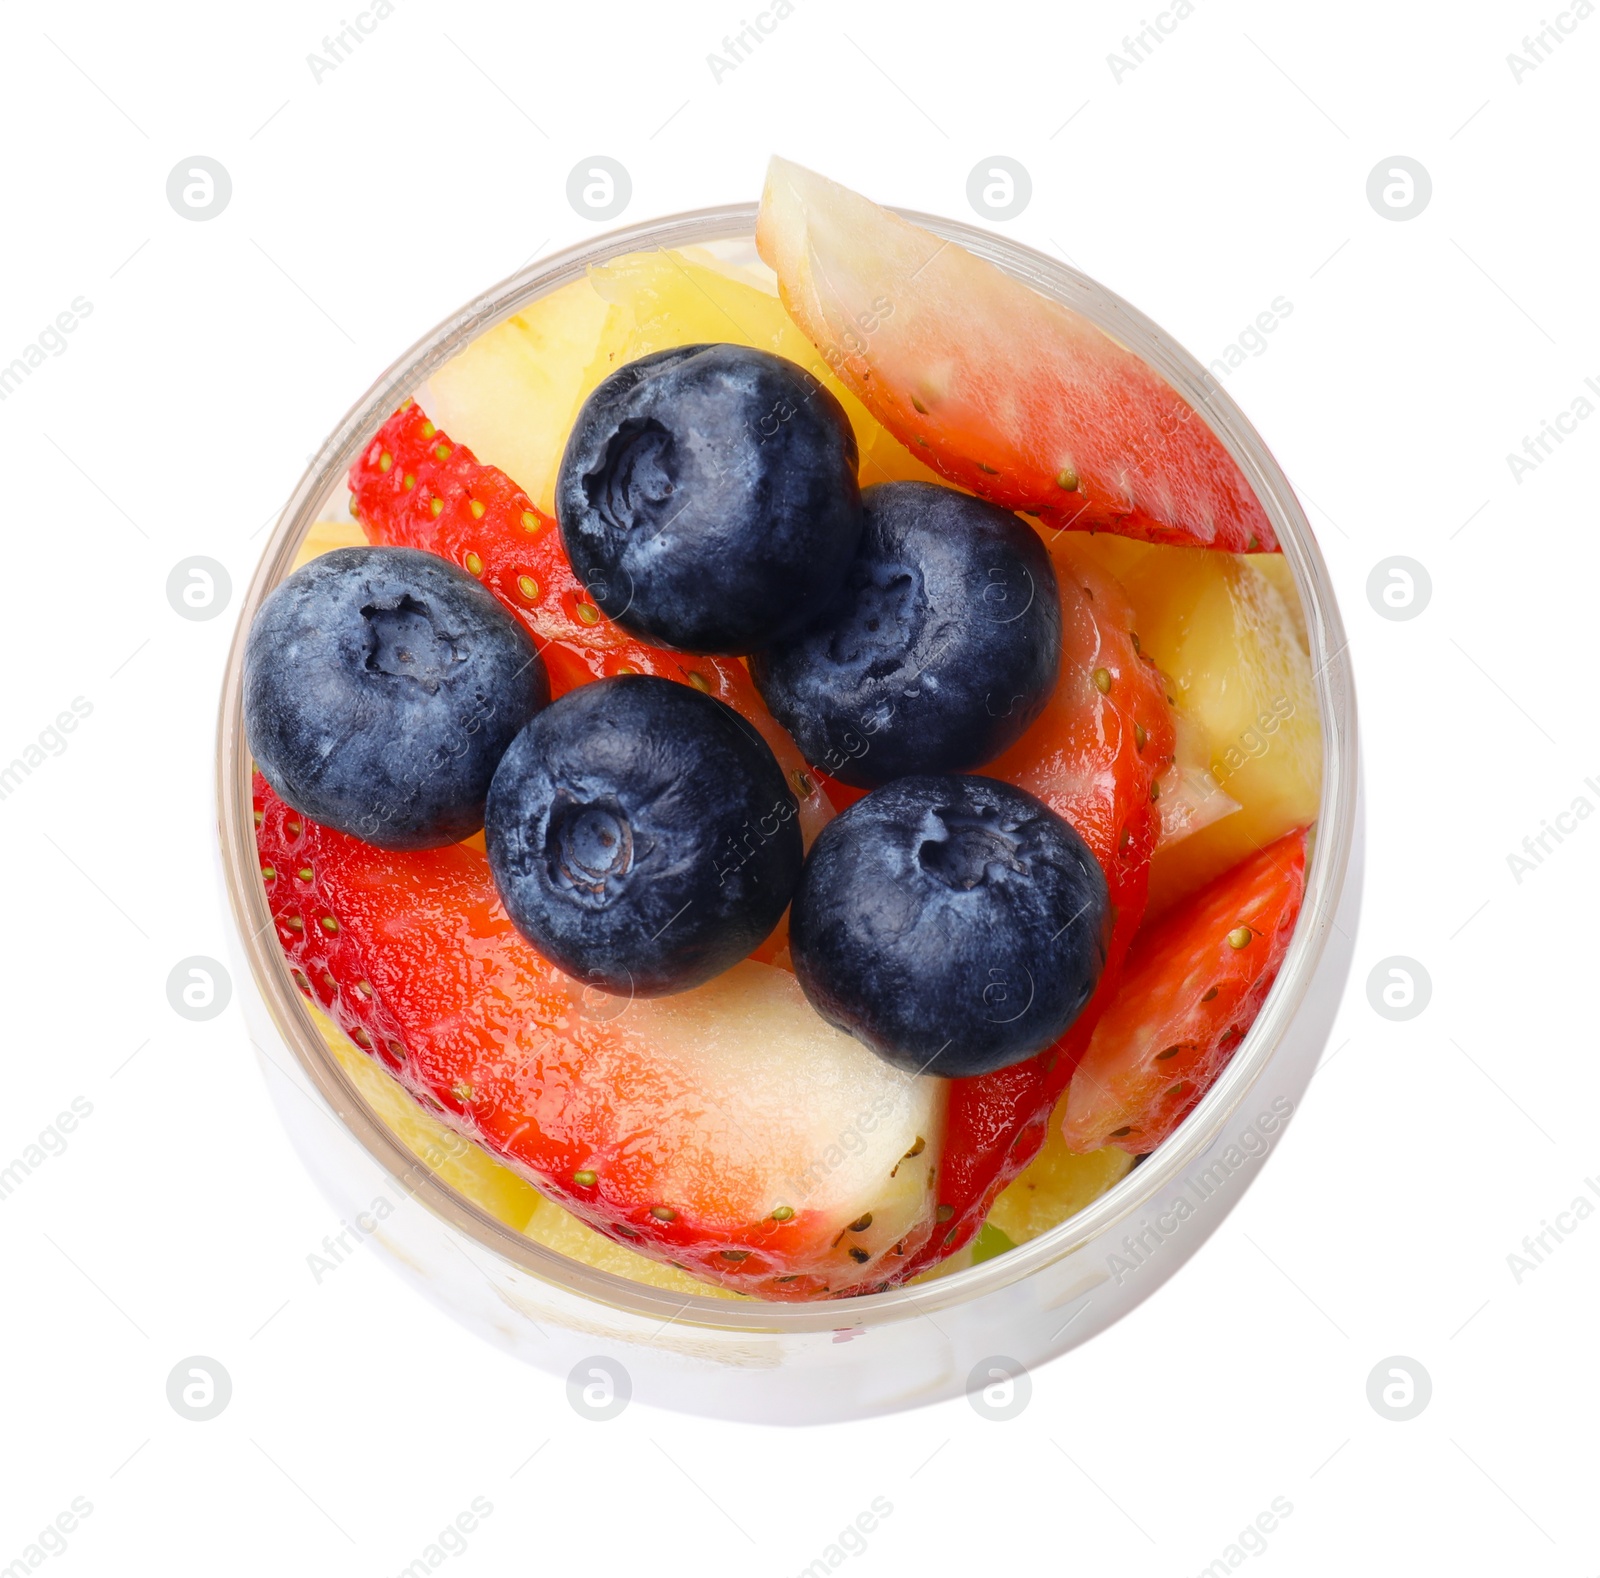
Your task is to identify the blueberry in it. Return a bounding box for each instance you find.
[244,546,548,850]
[555,343,863,653]
[789,775,1109,1077]
[751,481,1061,787]
[486,675,803,996]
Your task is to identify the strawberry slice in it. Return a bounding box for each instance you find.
[335,403,1190,1284]
[256,774,943,1299]
[756,158,1275,553]
[897,540,1175,1272]
[349,400,832,841]
[1062,829,1307,1154]
[352,399,646,667]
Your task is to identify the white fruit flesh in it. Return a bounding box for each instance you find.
[308,898,944,1293]
[589,961,945,1284]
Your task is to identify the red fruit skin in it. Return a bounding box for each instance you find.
[254,774,932,1299]
[810,769,868,813]
[756,160,1276,553]
[337,400,1184,1283]
[348,401,832,836]
[885,369,1277,556]
[896,543,1176,1274]
[1062,829,1308,1155]
[351,401,650,673]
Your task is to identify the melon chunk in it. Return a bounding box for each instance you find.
[609,961,945,1271]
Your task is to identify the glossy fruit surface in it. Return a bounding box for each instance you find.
[244,546,546,849]
[291,206,1325,1299]
[983,1096,1135,1245]
[556,343,862,652]
[428,275,616,517]
[256,773,943,1298]
[307,997,543,1231]
[427,248,947,520]
[1073,539,1320,915]
[894,539,1176,1272]
[1063,828,1307,1153]
[756,157,1276,552]
[753,481,1061,786]
[790,775,1109,1077]
[486,676,802,997]
[349,400,836,842]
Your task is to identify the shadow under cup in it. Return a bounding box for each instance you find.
[216,203,1360,1425]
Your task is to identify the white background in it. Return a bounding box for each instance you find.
[1,0,1594,1572]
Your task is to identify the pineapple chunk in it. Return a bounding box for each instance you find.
[1090,536,1314,655]
[292,519,365,571]
[910,1090,1133,1280]
[985,1094,1135,1244]
[1248,553,1310,653]
[1131,549,1320,913]
[1064,530,1150,585]
[315,1001,748,1295]
[522,1196,742,1300]
[424,249,943,517]
[427,275,624,516]
[1074,538,1321,914]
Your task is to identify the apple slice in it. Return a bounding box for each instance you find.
[756,157,1275,553]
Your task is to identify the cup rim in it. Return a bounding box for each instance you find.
[216,199,1358,1335]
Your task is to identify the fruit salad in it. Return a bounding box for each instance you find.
[245,160,1322,1302]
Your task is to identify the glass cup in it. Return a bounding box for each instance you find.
[216,203,1360,1425]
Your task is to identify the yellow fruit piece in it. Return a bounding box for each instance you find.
[521,1196,742,1300]
[588,249,945,491]
[307,1002,758,1296]
[675,242,784,293]
[909,1093,1132,1281]
[292,519,365,571]
[309,1002,542,1232]
[1068,530,1151,586]
[1098,544,1321,915]
[985,1096,1135,1244]
[424,249,944,518]
[1248,553,1310,653]
[910,1242,977,1284]
[428,275,623,516]
[316,1001,736,1294]
[1049,534,1236,852]
[1156,703,1240,849]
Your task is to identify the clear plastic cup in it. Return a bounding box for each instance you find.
[216,203,1360,1424]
